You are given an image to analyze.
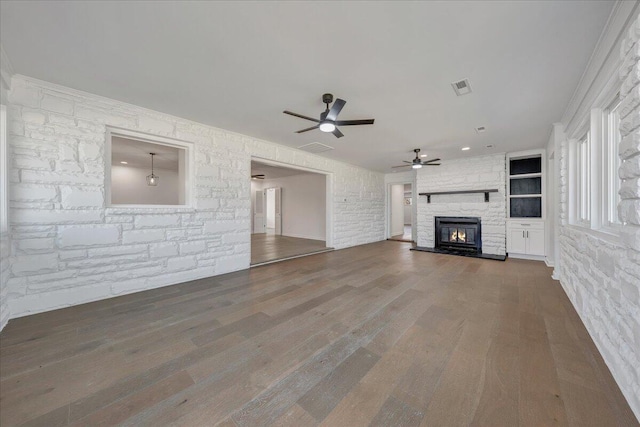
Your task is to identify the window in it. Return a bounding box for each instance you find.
[576,132,591,225]
[0,105,7,234]
[106,128,193,207]
[603,96,621,227]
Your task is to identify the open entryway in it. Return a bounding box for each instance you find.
[388,183,414,242]
[250,160,333,265]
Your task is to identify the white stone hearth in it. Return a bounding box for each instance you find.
[416,154,507,256]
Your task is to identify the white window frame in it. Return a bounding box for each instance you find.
[574,131,591,227]
[0,105,8,234]
[105,127,194,208]
[601,95,622,233]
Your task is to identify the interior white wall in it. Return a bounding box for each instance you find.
[259,173,326,241]
[390,184,404,236]
[553,6,640,420]
[111,165,179,205]
[403,185,412,225]
[384,170,417,241]
[2,75,385,322]
[0,46,12,331]
[265,188,276,229]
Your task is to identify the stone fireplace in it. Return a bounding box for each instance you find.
[414,154,507,259]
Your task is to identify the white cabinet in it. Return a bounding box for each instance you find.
[507,220,545,257]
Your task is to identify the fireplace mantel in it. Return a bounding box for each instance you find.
[419,189,499,203]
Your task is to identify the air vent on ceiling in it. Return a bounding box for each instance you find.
[297,142,334,154]
[475,126,486,133]
[451,78,472,96]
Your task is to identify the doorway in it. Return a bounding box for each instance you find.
[264,187,281,235]
[388,183,414,242]
[250,160,333,265]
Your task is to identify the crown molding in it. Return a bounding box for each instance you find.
[0,44,15,92]
[561,0,639,136]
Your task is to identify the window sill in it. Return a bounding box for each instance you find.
[565,224,624,247]
[106,205,196,215]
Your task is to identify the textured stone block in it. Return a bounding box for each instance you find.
[60,186,104,208]
[41,95,74,115]
[134,215,180,229]
[179,240,206,255]
[11,184,57,202]
[122,229,165,244]
[620,156,640,179]
[12,209,103,225]
[166,256,197,272]
[17,238,55,253]
[58,225,120,247]
[12,253,58,275]
[150,242,179,258]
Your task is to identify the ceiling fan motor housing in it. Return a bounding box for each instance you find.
[322,93,334,104]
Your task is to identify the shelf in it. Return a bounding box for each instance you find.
[419,189,499,203]
[508,194,542,198]
[509,173,542,179]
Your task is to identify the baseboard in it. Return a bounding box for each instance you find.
[282,232,326,241]
[508,253,545,262]
[544,257,555,268]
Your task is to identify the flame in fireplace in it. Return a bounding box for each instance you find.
[450,228,466,242]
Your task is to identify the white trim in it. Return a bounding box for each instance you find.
[507,253,545,262]
[562,1,639,134]
[105,126,194,208]
[386,181,415,241]
[250,156,334,248]
[0,105,7,234]
[0,44,14,94]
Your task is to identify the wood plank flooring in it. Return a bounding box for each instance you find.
[251,233,331,265]
[0,241,637,426]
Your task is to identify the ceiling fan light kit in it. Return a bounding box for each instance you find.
[284,93,374,138]
[392,149,441,169]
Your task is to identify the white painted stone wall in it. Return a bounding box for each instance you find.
[4,76,385,319]
[557,16,640,419]
[0,50,12,331]
[416,154,507,255]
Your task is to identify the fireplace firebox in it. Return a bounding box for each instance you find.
[435,216,482,254]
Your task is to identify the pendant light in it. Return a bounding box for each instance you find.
[146,153,159,186]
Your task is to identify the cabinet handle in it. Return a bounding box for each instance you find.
[521,223,530,226]
[527,231,529,238]
[523,231,525,238]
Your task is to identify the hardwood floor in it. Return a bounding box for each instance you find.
[0,241,637,426]
[251,233,331,265]
[390,225,412,242]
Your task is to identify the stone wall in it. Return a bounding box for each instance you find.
[557,16,640,418]
[4,76,385,319]
[416,154,507,255]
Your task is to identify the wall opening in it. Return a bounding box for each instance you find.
[106,128,192,207]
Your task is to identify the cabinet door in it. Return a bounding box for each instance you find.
[526,229,545,256]
[508,228,527,253]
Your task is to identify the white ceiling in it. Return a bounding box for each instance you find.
[0,1,613,172]
[112,136,180,170]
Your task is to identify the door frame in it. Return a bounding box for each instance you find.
[250,157,334,248]
[386,180,416,242]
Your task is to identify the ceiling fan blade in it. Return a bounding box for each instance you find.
[326,98,346,121]
[336,119,375,126]
[392,165,411,168]
[296,125,320,133]
[425,163,441,166]
[283,111,320,122]
[402,160,412,164]
[421,158,441,164]
[332,128,344,138]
